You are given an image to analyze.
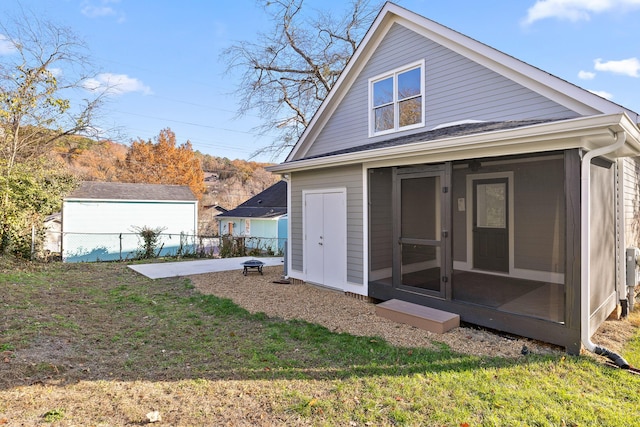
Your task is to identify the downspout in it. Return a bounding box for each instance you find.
[281,173,291,279]
[580,130,630,369]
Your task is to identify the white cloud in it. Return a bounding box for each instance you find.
[81,5,116,18]
[83,73,152,96]
[588,89,614,99]
[578,70,596,80]
[522,0,640,25]
[81,0,125,22]
[594,57,640,77]
[0,34,16,55]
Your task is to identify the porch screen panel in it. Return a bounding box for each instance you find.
[452,156,566,324]
[589,162,616,314]
[401,244,440,292]
[513,158,565,273]
[401,177,438,240]
[369,168,393,283]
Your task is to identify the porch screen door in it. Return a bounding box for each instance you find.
[394,167,448,298]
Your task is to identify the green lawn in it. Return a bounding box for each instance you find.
[1,259,639,426]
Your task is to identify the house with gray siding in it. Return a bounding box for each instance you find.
[268,2,640,356]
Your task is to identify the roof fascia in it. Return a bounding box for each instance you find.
[216,215,283,221]
[269,113,639,173]
[63,198,197,204]
[614,112,640,157]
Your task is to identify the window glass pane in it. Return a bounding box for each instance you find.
[477,183,506,228]
[399,96,422,127]
[374,104,394,132]
[397,68,421,100]
[373,77,393,107]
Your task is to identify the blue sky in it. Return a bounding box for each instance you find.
[2,0,639,163]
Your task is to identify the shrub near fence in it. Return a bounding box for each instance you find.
[219,235,285,258]
[41,231,284,262]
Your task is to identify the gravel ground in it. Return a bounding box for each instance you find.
[189,266,577,358]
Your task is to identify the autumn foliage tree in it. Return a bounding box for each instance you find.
[117,128,206,199]
[67,140,128,181]
[51,136,127,181]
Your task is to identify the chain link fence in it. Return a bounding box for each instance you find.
[39,231,285,263]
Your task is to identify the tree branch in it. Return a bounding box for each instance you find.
[220,0,381,159]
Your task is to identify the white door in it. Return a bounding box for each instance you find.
[304,191,346,288]
[305,193,325,284]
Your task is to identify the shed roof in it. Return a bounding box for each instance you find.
[217,181,287,219]
[65,181,197,202]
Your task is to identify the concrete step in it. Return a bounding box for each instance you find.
[375,299,460,334]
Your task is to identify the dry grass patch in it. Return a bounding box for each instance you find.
[1,259,639,426]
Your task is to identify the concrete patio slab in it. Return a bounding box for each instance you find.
[128,257,284,279]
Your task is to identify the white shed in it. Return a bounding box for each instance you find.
[62,181,198,262]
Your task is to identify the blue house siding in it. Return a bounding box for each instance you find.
[218,216,287,254]
[277,215,288,252]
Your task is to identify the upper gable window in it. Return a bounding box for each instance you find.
[369,60,424,137]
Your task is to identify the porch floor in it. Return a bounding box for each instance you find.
[372,270,565,323]
[453,271,564,323]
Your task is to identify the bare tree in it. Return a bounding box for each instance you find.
[222,0,381,159]
[0,8,108,255]
[0,8,107,174]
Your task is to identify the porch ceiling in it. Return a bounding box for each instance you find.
[268,113,640,173]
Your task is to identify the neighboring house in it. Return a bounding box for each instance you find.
[216,181,288,254]
[268,2,640,354]
[62,181,198,262]
[199,204,228,234]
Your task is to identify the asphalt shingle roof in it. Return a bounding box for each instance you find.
[217,181,287,219]
[66,182,197,201]
[299,119,561,161]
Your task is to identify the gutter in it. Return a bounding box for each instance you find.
[580,130,630,369]
[269,113,626,174]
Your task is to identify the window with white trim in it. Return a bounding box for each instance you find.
[369,60,424,136]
